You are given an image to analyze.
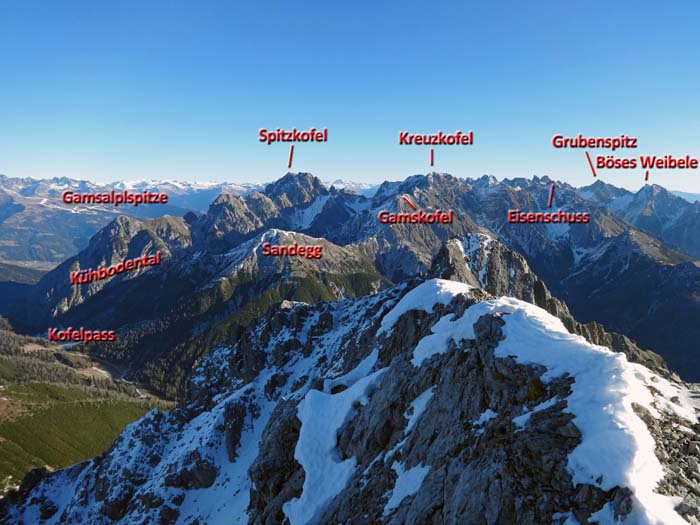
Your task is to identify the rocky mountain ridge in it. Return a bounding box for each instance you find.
[69,175,700,375]
[2,277,698,524]
[32,226,385,399]
[7,171,700,392]
[0,175,258,265]
[577,180,700,258]
[3,172,700,523]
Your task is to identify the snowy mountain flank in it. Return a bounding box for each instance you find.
[4,172,700,523]
[3,277,699,524]
[8,172,700,386]
[576,180,700,259]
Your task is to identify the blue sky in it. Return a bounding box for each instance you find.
[1,1,700,191]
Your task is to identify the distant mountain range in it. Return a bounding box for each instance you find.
[0,175,380,267]
[577,180,700,258]
[3,171,700,388]
[3,172,700,523]
[0,175,261,265]
[673,190,700,203]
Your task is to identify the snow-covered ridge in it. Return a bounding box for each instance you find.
[205,227,376,289]
[4,277,699,524]
[381,279,699,525]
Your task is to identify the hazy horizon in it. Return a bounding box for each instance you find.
[3,169,700,196]
[2,2,700,191]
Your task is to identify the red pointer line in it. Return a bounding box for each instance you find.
[430,148,434,166]
[548,183,555,208]
[645,170,649,181]
[585,151,597,177]
[402,195,417,210]
[287,145,294,168]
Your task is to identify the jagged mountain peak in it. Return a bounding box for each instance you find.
[263,172,328,208]
[577,179,632,203]
[424,171,457,182]
[86,215,191,253]
[91,215,143,244]
[475,174,499,186]
[373,173,460,200]
[637,183,674,199]
[209,192,245,207]
[421,172,463,189]
[621,184,689,232]
[577,181,700,260]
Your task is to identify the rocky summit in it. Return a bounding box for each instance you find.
[3,276,699,524]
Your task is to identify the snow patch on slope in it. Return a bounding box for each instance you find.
[324,348,378,393]
[379,279,473,336]
[475,408,497,425]
[411,310,482,366]
[283,367,387,525]
[382,461,430,517]
[405,387,434,434]
[513,396,560,431]
[290,195,330,229]
[472,408,498,436]
[457,233,494,287]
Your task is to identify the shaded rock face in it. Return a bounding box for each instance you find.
[3,278,697,524]
[164,450,218,489]
[639,399,700,525]
[248,401,304,525]
[25,214,192,323]
[316,314,591,525]
[223,400,247,461]
[193,192,277,248]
